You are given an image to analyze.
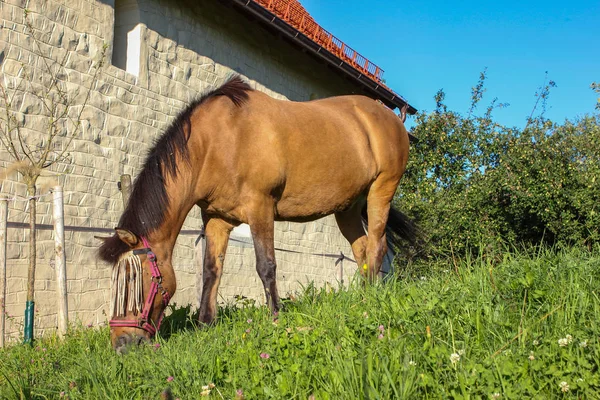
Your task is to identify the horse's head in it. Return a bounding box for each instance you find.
[104,229,176,353]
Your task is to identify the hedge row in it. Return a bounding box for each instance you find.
[398,77,600,259]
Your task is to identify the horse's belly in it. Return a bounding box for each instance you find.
[274,179,369,221]
[272,147,376,220]
[274,198,354,221]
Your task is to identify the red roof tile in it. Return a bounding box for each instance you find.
[253,0,385,83]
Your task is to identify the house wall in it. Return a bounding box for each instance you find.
[0,0,360,342]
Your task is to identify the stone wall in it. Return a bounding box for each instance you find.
[0,0,363,342]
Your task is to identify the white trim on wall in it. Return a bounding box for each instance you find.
[126,24,142,77]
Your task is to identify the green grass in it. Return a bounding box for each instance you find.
[1,246,599,399]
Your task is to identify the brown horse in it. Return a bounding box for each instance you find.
[99,76,416,351]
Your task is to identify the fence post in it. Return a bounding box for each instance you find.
[119,174,132,208]
[52,186,68,336]
[195,227,206,308]
[0,199,7,347]
[336,253,344,289]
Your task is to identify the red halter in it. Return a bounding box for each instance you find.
[109,237,171,337]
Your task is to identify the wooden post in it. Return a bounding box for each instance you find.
[24,183,36,344]
[336,253,344,289]
[195,227,206,308]
[52,186,68,336]
[0,199,7,347]
[119,174,132,209]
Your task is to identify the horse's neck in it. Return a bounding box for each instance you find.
[145,129,207,254]
[148,175,198,254]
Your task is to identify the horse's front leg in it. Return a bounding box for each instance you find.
[248,203,281,314]
[198,215,233,325]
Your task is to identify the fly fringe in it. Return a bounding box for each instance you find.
[110,251,143,318]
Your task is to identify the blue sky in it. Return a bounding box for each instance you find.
[299,0,599,128]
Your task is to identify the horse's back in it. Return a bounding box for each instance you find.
[258,92,410,180]
[197,91,409,222]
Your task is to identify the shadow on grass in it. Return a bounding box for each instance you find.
[158,303,202,340]
[158,294,297,340]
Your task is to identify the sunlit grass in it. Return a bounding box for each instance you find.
[1,246,599,399]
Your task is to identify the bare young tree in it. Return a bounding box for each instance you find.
[0,10,106,343]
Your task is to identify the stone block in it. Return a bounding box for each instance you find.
[6,243,23,259]
[81,279,99,292]
[67,292,81,308]
[36,315,58,331]
[68,279,82,293]
[106,98,127,115]
[73,266,90,280]
[78,290,105,311]
[16,290,27,304]
[34,263,55,281]
[63,0,82,13]
[97,278,111,290]
[7,277,24,293]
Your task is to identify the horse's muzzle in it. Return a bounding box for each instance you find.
[114,333,150,354]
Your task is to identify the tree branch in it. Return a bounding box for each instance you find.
[49,46,106,168]
[0,83,21,161]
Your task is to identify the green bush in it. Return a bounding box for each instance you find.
[399,73,600,259]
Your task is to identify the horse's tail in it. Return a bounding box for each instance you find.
[361,205,419,253]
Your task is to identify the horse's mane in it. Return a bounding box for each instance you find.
[99,76,252,263]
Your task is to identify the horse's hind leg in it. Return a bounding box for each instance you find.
[248,202,281,314]
[364,177,399,281]
[198,215,234,325]
[335,201,367,271]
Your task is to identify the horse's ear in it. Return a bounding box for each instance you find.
[115,228,140,248]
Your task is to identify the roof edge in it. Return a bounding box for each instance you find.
[224,0,417,114]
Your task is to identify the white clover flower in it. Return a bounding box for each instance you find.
[559,381,569,392]
[450,353,460,364]
[528,351,535,361]
[579,340,587,348]
[558,338,569,347]
[532,339,539,346]
[566,334,573,344]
